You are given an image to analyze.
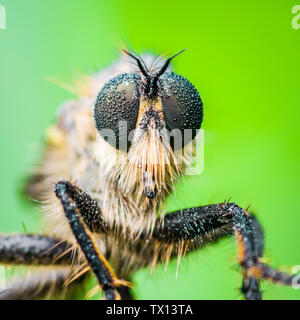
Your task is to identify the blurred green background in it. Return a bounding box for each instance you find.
[0,0,300,299]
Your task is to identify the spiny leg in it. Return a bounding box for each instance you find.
[1,183,133,300]
[233,208,298,299]
[0,234,74,265]
[55,180,130,300]
[0,234,81,299]
[57,181,105,233]
[55,180,136,299]
[144,202,300,300]
[53,181,299,299]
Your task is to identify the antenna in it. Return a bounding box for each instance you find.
[155,49,186,78]
[122,49,149,77]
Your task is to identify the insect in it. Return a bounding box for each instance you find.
[0,49,299,300]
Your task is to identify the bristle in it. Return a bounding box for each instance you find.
[46,74,93,97]
[64,264,90,286]
[86,285,101,299]
[116,123,181,201]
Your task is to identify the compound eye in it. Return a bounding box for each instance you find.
[94,73,141,151]
[160,72,203,149]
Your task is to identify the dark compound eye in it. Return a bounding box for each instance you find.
[159,72,203,149]
[94,73,141,151]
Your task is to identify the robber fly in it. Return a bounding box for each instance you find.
[0,49,299,300]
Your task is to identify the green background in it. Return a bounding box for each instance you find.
[0,0,300,299]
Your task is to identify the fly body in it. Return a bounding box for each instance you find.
[0,50,298,300]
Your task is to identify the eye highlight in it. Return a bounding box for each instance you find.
[159,72,203,149]
[94,73,141,151]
